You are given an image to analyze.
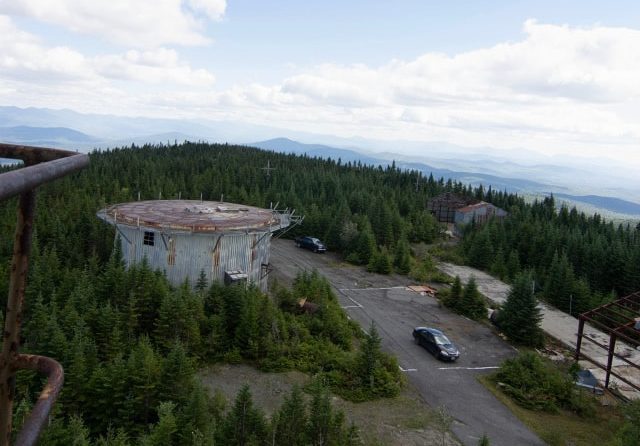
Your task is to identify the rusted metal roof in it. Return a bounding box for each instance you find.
[99,200,283,232]
[457,201,491,213]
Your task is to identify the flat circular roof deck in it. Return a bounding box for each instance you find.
[100,200,281,232]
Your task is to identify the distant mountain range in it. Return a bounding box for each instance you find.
[0,106,638,218]
[0,125,96,145]
[251,137,553,192]
[252,138,640,218]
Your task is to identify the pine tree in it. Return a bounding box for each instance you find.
[195,269,208,293]
[307,380,333,446]
[354,222,376,265]
[140,402,177,446]
[126,337,162,426]
[505,250,521,281]
[490,247,507,280]
[177,383,219,446]
[467,229,494,269]
[274,385,308,446]
[460,277,487,320]
[368,248,393,274]
[393,238,412,275]
[544,251,575,312]
[443,276,462,311]
[39,414,91,446]
[497,272,543,347]
[359,321,382,390]
[219,385,266,446]
[158,341,195,405]
[95,428,131,446]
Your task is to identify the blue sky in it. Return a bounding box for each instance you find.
[1,0,639,165]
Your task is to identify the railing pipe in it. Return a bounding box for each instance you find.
[0,143,88,446]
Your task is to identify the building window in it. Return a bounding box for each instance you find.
[143,231,155,246]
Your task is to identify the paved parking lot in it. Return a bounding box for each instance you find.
[270,239,544,446]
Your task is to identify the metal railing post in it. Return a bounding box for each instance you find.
[0,143,88,445]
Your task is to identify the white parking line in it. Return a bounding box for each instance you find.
[437,366,500,371]
[399,366,418,372]
[341,296,363,309]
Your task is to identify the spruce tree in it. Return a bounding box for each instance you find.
[307,380,334,446]
[195,269,208,292]
[460,277,487,320]
[219,385,266,446]
[274,385,308,446]
[497,272,543,347]
[467,229,494,269]
[505,250,521,281]
[140,402,177,446]
[359,321,382,390]
[393,238,412,274]
[443,276,462,311]
[544,251,575,312]
[490,247,506,280]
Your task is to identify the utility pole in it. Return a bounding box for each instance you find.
[262,160,275,180]
[569,294,573,316]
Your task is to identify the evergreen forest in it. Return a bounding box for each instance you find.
[1,141,639,443]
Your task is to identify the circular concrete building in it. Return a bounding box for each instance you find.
[97,200,293,290]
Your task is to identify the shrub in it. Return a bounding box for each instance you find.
[494,351,596,416]
[610,399,640,446]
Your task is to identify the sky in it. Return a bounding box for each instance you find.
[1,0,639,165]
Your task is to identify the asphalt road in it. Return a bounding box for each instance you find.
[270,239,545,446]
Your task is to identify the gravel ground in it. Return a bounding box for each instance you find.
[199,364,459,446]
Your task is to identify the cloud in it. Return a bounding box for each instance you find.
[0,0,226,48]
[0,16,215,87]
[211,20,640,160]
[0,16,93,81]
[0,17,638,164]
[94,49,215,86]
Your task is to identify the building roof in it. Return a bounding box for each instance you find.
[457,201,495,213]
[98,200,283,233]
[426,192,473,209]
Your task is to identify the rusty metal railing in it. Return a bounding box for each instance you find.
[0,143,89,446]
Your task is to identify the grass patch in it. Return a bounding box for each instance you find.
[478,375,623,446]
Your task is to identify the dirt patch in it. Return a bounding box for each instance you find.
[199,364,459,446]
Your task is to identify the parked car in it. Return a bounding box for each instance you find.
[294,236,326,253]
[412,327,460,361]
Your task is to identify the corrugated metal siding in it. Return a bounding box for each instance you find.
[117,225,271,291]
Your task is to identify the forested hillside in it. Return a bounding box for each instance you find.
[460,195,640,315]
[1,141,638,443]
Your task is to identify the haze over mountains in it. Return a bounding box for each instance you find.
[1,106,639,217]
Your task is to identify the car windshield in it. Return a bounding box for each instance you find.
[434,334,451,345]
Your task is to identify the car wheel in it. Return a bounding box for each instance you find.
[414,336,420,345]
[313,247,318,253]
[296,242,300,248]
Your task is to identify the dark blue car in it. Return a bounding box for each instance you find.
[413,327,460,361]
[295,236,326,253]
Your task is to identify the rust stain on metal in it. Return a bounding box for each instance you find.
[167,238,176,266]
[0,143,87,446]
[212,235,222,267]
[13,355,64,446]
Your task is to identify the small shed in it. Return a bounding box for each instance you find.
[454,201,507,225]
[427,193,476,223]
